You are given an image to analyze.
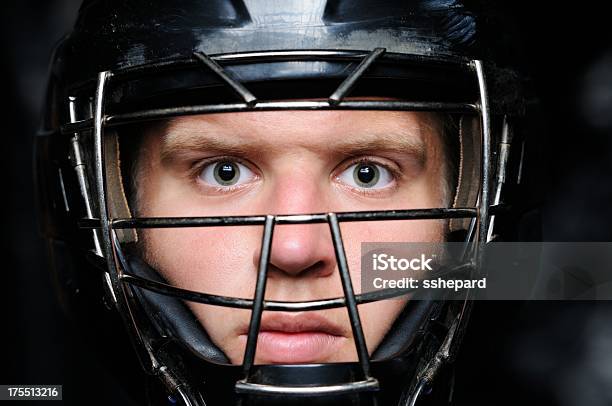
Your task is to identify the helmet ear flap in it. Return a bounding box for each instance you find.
[449,115,481,234]
[125,251,231,364]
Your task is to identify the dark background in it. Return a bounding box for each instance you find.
[1,1,612,405]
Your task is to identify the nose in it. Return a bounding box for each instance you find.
[267,222,336,277]
[253,174,337,278]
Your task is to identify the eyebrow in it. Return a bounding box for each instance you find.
[160,133,266,163]
[158,124,429,164]
[330,135,426,162]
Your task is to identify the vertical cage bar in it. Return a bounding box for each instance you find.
[487,116,512,242]
[473,60,491,244]
[90,74,119,306]
[92,72,113,255]
[242,215,276,376]
[92,70,158,373]
[327,213,371,378]
[68,97,103,256]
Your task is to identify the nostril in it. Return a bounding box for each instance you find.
[267,259,334,279]
[303,261,334,276]
[296,260,332,278]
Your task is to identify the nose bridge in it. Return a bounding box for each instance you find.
[262,171,337,277]
[270,163,324,215]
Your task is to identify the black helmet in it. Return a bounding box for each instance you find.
[35,1,525,405]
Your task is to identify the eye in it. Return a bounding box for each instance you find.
[198,160,255,187]
[337,161,394,189]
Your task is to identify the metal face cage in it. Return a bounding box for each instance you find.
[54,48,498,406]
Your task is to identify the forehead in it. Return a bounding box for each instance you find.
[152,110,445,154]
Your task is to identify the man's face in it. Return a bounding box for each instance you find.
[134,110,449,364]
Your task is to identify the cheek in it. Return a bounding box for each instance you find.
[359,297,409,352]
[411,173,450,209]
[190,305,251,364]
[340,220,446,256]
[339,221,443,353]
[340,220,445,295]
[141,227,261,297]
[140,227,262,364]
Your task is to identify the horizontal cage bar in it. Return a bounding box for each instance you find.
[65,49,473,92]
[120,262,473,310]
[234,377,380,396]
[61,100,478,134]
[122,273,410,311]
[105,208,477,230]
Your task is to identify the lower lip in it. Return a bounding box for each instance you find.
[239,331,345,364]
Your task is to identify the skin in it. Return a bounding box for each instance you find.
[133,110,449,364]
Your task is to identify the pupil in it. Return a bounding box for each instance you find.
[357,164,376,184]
[217,162,236,182]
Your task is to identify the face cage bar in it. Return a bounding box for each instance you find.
[109,212,478,391]
[64,49,492,404]
[103,209,478,312]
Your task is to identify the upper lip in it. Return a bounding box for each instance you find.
[239,312,346,337]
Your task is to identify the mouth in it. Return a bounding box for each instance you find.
[238,313,348,364]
